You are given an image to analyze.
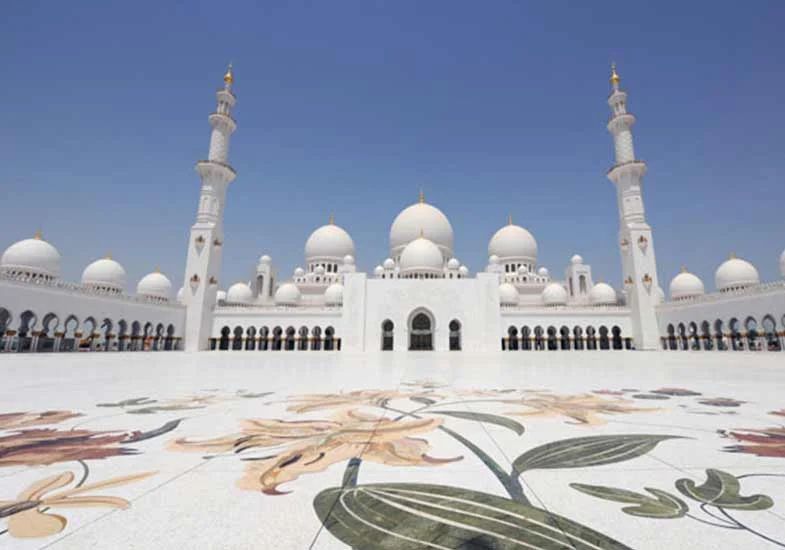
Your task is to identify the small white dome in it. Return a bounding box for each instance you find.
[517,265,528,275]
[343,254,355,266]
[458,265,469,276]
[590,282,617,305]
[542,282,568,306]
[216,290,227,304]
[314,265,326,275]
[537,267,549,278]
[390,200,454,260]
[488,223,538,261]
[259,254,272,265]
[1,235,61,279]
[305,223,355,260]
[715,255,760,292]
[274,283,301,305]
[294,267,305,277]
[137,270,172,300]
[383,258,395,270]
[447,258,460,270]
[176,287,184,303]
[571,254,583,265]
[324,282,344,305]
[669,268,705,300]
[399,237,444,274]
[374,265,384,277]
[499,282,519,305]
[489,254,500,265]
[82,256,126,292]
[226,282,253,305]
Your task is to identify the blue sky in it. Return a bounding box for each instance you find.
[2,1,784,292]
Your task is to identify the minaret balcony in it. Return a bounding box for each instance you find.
[607,113,636,133]
[209,112,237,133]
[195,159,237,183]
[607,160,646,180]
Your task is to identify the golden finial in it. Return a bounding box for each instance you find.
[329,212,335,225]
[154,265,161,273]
[729,252,736,260]
[223,62,234,86]
[419,228,424,238]
[508,214,513,226]
[33,229,42,240]
[105,252,112,260]
[680,265,687,273]
[610,62,620,86]
[419,188,424,204]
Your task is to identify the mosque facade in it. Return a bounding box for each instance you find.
[1,65,784,354]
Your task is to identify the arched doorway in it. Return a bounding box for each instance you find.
[611,326,623,350]
[507,326,519,351]
[449,320,461,351]
[381,320,394,351]
[219,326,230,350]
[409,310,433,351]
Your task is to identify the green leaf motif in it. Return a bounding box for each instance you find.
[571,483,688,519]
[431,410,525,436]
[125,419,182,442]
[409,396,438,406]
[675,469,774,510]
[314,483,634,549]
[513,434,684,473]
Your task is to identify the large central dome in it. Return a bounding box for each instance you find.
[389,194,454,261]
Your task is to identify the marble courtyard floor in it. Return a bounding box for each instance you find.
[1,351,784,549]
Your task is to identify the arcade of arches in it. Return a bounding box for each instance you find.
[0,307,179,352]
[211,325,341,351]
[663,315,785,352]
[503,325,632,351]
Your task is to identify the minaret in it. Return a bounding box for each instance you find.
[606,63,661,350]
[183,64,238,351]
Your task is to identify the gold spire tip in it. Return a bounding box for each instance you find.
[105,252,112,260]
[729,252,736,260]
[680,265,687,273]
[610,62,620,85]
[223,62,234,86]
[154,265,161,273]
[329,212,335,225]
[419,188,424,204]
[33,229,42,240]
[508,214,513,226]
[419,228,424,238]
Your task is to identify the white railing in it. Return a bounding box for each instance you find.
[214,304,342,314]
[0,272,184,310]
[501,305,630,314]
[657,281,785,311]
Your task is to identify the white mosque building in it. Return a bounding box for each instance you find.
[1,64,784,354]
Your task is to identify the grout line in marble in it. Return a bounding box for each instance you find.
[38,449,226,549]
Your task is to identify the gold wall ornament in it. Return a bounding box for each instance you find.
[624,276,633,286]
[619,238,629,250]
[637,235,649,252]
[33,229,43,240]
[208,276,218,285]
[419,188,424,204]
[641,273,653,290]
[190,274,200,284]
[195,235,205,245]
[213,238,223,247]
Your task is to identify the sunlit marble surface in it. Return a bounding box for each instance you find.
[1,351,784,549]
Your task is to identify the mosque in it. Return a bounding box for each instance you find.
[1,64,784,354]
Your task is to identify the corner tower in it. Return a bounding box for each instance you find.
[183,64,238,351]
[606,64,660,350]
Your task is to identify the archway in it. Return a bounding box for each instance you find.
[246,326,257,350]
[63,315,79,352]
[745,317,759,351]
[232,326,244,350]
[534,326,544,350]
[762,315,780,351]
[546,326,557,351]
[381,320,394,351]
[598,326,610,350]
[117,320,128,351]
[585,326,596,350]
[83,317,98,351]
[507,326,519,351]
[611,326,622,350]
[714,319,725,350]
[521,326,531,350]
[311,326,322,351]
[559,326,570,350]
[701,321,712,350]
[165,324,175,350]
[17,310,37,352]
[272,327,283,350]
[677,323,688,350]
[285,327,296,351]
[409,310,434,351]
[688,322,700,350]
[448,320,461,351]
[259,326,270,350]
[38,313,59,352]
[0,308,11,352]
[573,326,583,350]
[219,326,230,350]
[324,326,335,351]
[729,318,742,350]
[298,326,309,350]
[101,319,114,351]
[667,324,676,350]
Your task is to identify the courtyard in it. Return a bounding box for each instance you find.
[1,351,784,549]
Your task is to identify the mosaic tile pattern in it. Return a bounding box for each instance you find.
[1,351,784,549]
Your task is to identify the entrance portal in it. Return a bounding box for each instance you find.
[409,312,433,351]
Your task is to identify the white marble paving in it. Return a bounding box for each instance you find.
[0,351,784,549]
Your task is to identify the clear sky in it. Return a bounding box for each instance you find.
[2,1,784,293]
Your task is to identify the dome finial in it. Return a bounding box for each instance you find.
[610,62,620,87]
[223,62,234,87]
[508,214,513,226]
[154,265,161,273]
[33,229,42,240]
[729,252,736,260]
[329,212,335,225]
[105,252,112,260]
[681,265,687,273]
[419,227,424,239]
[419,188,424,204]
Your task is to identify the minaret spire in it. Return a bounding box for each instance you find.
[183,65,239,351]
[606,63,661,350]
